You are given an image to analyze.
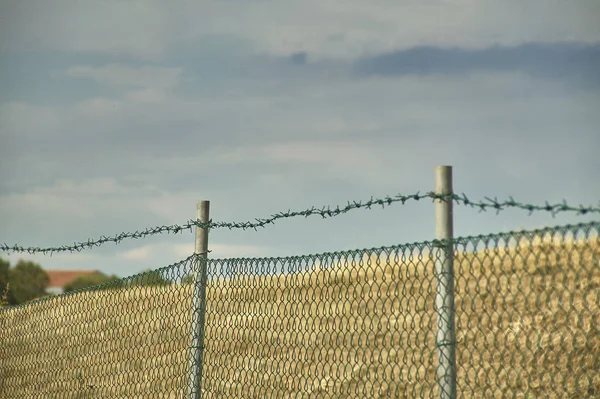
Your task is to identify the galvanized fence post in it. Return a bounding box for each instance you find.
[187,200,210,399]
[434,166,457,399]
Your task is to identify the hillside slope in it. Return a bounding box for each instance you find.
[1,226,598,398]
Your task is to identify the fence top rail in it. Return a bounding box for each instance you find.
[204,220,600,263]
[2,192,599,256]
[1,220,598,312]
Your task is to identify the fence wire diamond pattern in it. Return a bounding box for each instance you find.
[1,222,598,398]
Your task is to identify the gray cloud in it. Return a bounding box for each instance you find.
[289,52,308,66]
[354,42,600,87]
[3,0,600,60]
[2,51,599,197]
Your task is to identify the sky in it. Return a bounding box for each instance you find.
[0,0,599,279]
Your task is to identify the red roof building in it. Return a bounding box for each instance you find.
[46,270,98,294]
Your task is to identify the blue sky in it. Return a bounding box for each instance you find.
[1,0,599,278]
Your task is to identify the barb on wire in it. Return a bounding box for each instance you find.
[1,192,599,255]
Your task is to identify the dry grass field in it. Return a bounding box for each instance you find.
[1,225,599,398]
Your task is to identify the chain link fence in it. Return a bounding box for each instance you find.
[1,221,599,398]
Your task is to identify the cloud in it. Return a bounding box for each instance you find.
[123,88,166,103]
[120,246,152,261]
[0,101,62,136]
[62,64,184,90]
[2,0,599,60]
[177,0,600,59]
[289,52,308,65]
[353,43,600,87]
[74,97,123,117]
[0,178,164,247]
[240,140,394,186]
[2,62,599,200]
[0,0,175,59]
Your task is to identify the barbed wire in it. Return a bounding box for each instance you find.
[1,192,599,255]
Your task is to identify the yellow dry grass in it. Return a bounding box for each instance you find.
[1,230,599,398]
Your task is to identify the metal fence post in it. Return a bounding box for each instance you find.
[434,166,457,399]
[187,200,210,399]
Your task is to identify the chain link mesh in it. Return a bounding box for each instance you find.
[1,222,598,398]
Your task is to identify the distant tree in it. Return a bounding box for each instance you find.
[0,257,9,299]
[63,271,121,293]
[129,269,172,287]
[8,260,49,305]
